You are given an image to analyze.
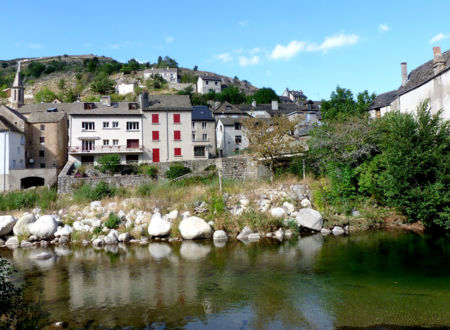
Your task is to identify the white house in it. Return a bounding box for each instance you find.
[143,67,178,83]
[116,82,136,95]
[197,75,222,95]
[369,47,450,120]
[67,96,144,165]
[216,117,248,157]
[0,116,25,192]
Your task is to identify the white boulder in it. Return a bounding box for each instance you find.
[321,228,331,235]
[300,198,312,208]
[270,207,286,218]
[104,230,119,244]
[118,232,131,243]
[164,210,178,222]
[274,228,284,241]
[148,212,171,237]
[178,216,212,240]
[295,208,323,231]
[54,225,73,237]
[29,215,59,239]
[237,226,253,241]
[13,213,36,236]
[248,233,261,242]
[282,202,296,215]
[332,226,345,236]
[213,230,228,241]
[239,198,250,208]
[90,201,102,209]
[5,236,19,247]
[0,216,17,236]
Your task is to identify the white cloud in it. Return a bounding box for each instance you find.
[239,20,249,27]
[270,40,306,60]
[250,47,261,54]
[430,33,450,44]
[239,55,260,67]
[165,36,174,44]
[378,24,389,33]
[216,52,233,63]
[306,33,359,52]
[28,43,44,49]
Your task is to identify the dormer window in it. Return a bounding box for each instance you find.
[128,103,138,110]
[226,106,232,111]
[84,103,94,110]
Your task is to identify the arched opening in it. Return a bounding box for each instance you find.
[21,177,45,189]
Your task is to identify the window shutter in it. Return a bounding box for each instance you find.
[152,131,159,141]
[174,114,180,123]
[174,130,181,140]
[152,114,159,123]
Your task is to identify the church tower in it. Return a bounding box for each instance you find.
[10,61,24,108]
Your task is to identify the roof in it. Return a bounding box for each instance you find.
[143,95,192,111]
[0,104,28,122]
[17,102,143,116]
[192,106,215,121]
[398,49,450,96]
[27,110,66,123]
[0,116,21,133]
[368,90,398,110]
[144,67,178,74]
[238,101,321,116]
[12,62,24,88]
[199,75,222,82]
[279,96,293,103]
[213,101,245,115]
[218,117,243,126]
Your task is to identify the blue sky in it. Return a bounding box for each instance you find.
[2,0,450,100]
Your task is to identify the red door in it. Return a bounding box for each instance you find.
[152,148,160,163]
[127,139,139,148]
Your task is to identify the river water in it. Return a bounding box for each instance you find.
[1,230,449,329]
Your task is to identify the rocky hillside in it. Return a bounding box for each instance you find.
[0,54,259,103]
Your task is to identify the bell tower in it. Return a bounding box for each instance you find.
[10,61,24,108]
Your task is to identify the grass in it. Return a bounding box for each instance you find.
[0,187,58,211]
[104,212,121,229]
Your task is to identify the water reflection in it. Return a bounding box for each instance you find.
[1,231,449,328]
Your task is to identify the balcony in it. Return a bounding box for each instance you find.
[69,145,144,154]
[192,138,210,145]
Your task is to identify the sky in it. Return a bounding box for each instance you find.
[2,0,450,100]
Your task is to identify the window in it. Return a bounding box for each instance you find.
[152,114,159,124]
[194,146,205,157]
[174,130,181,140]
[235,135,242,145]
[39,150,45,157]
[192,133,196,141]
[103,139,109,146]
[174,148,181,156]
[84,103,94,110]
[202,133,208,141]
[103,122,110,129]
[128,103,138,110]
[40,136,45,144]
[220,125,223,132]
[40,124,45,131]
[215,81,218,86]
[126,122,139,131]
[82,140,94,151]
[17,146,20,155]
[205,81,209,85]
[112,139,119,146]
[192,122,195,129]
[375,109,381,118]
[112,121,119,128]
[82,122,95,131]
[234,123,241,130]
[152,131,159,141]
[174,114,181,123]
[40,163,46,168]
[202,122,207,129]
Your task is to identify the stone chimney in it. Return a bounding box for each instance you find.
[433,46,446,75]
[271,100,278,110]
[139,91,149,108]
[100,95,111,106]
[251,100,256,108]
[401,62,408,86]
[214,101,221,109]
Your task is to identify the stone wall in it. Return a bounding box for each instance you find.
[57,157,270,194]
[168,82,196,91]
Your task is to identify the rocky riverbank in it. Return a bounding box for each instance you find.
[0,183,394,251]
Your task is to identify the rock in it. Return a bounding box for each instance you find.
[28,235,38,242]
[237,226,253,241]
[321,228,331,235]
[274,228,284,241]
[6,236,19,247]
[290,211,298,218]
[270,207,286,218]
[181,211,191,218]
[0,216,17,236]
[240,198,250,207]
[295,208,323,231]
[55,225,73,237]
[180,241,211,260]
[34,252,53,260]
[13,213,36,236]
[20,240,32,248]
[332,226,345,236]
[291,184,307,200]
[104,230,119,244]
[352,210,361,217]
[148,212,171,237]
[248,233,260,242]
[300,198,311,208]
[117,210,126,219]
[0,238,5,246]
[92,238,104,247]
[29,215,59,239]
[118,232,131,243]
[59,235,70,244]
[285,229,294,239]
[148,243,171,260]
[282,202,296,215]
[178,216,212,240]
[40,240,48,248]
[164,210,178,222]
[266,233,273,238]
[90,201,102,209]
[213,230,228,241]
[82,240,90,246]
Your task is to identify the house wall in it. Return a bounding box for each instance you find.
[116,83,135,95]
[142,110,194,162]
[197,78,221,95]
[8,131,25,170]
[0,132,9,175]
[220,124,249,157]
[192,120,216,157]
[143,69,178,83]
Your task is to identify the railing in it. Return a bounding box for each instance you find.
[68,145,144,154]
[192,138,210,143]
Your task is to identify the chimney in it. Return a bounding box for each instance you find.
[251,100,256,108]
[139,91,149,108]
[401,62,408,86]
[214,101,221,109]
[100,95,111,106]
[433,46,446,74]
[271,100,278,110]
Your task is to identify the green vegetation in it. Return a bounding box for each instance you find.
[73,181,116,203]
[90,72,115,94]
[247,87,279,104]
[166,163,191,179]
[104,212,121,229]
[34,86,57,103]
[0,188,57,211]
[97,154,121,174]
[155,56,178,68]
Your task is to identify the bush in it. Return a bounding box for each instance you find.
[146,166,158,179]
[73,181,115,203]
[0,188,57,211]
[105,212,121,229]
[209,194,226,215]
[166,163,191,179]
[97,154,121,174]
[137,183,155,197]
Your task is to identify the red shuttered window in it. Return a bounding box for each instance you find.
[152,114,159,124]
[174,113,180,123]
[152,131,159,141]
[174,148,181,156]
[174,130,181,140]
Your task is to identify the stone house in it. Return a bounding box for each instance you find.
[191,105,216,158]
[282,88,307,104]
[216,117,249,157]
[143,67,178,83]
[197,75,222,95]
[369,46,450,120]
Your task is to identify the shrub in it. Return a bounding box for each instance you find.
[93,226,102,234]
[209,194,226,215]
[166,163,191,179]
[105,212,121,229]
[73,181,115,203]
[0,188,57,211]
[137,183,155,197]
[146,166,159,179]
[97,154,121,174]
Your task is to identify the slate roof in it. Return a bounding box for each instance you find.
[12,62,23,88]
[218,117,243,126]
[199,75,222,81]
[279,96,293,103]
[238,101,321,116]
[213,102,245,115]
[0,115,21,133]
[17,102,143,116]
[143,95,192,111]
[0,104,28,122]
[192,106,215,121]
[144,67,178,74]
[368,90,398,110]
[27,110,66,123]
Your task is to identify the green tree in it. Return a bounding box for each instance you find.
[121,58,141,74]
[34,86,57,103]
[97,154,121,174]
[156,56,178,68]
[90,72,115,94]
[25,62,46,78]
[57,78,66,91]
[247,87,279,104]
[217,85,246,104]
